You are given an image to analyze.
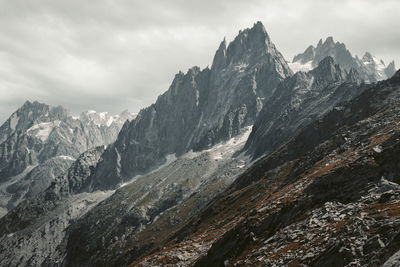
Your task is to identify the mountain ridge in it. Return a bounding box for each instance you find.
[290,36,396,82]
[0,100,135,216]
[90,21,293,190]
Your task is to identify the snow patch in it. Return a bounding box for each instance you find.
[235,63,249,72]
[119,154,177,188]
[27,121,61,141]
[9,113,19,131]
[185,126,252,161]
[56,155,76,161]
[288,60,313,73]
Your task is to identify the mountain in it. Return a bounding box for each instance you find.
[290,37,396,82]
[90,21,292,190]
[0,146,115,266]
[244,56,368,159]
[0,101,135,216]
[126,70,400,266]
[1,22,400,267]
[0,21,293,266]
[59,56,371,267]
[64,129,251,266]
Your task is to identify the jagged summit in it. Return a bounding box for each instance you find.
[0,100,135,214]
[386,61,397,78]
[224,21,276,66]
[90,21,293,190]
[293,36,354,70]
[211,21,283,72]
[211,38,227,70]
[290,36,396,83]
[311,56,346,82]
[0,100,69,144]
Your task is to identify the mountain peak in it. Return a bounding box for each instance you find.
[316,36,336,49]
[251,21,268,35]
[385,61,397,78]
[234,21,271,46]
[224,21,279,66]
[211,38,227,70]
[324,36,335,45]
[317,55,335,67]
[292,37,358,74]
[311,56,346,82]
[363,51,373,60]
[20,100,48,110]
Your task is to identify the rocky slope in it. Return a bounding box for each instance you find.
[244,56,368,159]
[0,101,135,216]
[90,21,293,190]
[63,128,251,267]
[0,145,115,266]
[129,70,400,266]
[290,37,396,82]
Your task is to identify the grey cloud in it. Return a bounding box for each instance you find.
[0,0,399,123]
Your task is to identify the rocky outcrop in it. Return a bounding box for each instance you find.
[385,61,397,78]
[244,56,367,159]
[291,37,396,83]
[91,21,292,190]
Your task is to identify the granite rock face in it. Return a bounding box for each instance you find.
[0,101,135,216]
[91,21,293,190]
[244,56,367,159]
[291,37,396,82]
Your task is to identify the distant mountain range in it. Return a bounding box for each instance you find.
[0,101,135,216]
[0,21,399,267]
[289,36,396,82]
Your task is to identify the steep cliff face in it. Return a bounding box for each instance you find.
[244,56,367,159]
[0,101,135,216]
[91,21,292,190]
[129,71,400,267]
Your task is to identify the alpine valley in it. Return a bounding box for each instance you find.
[0,21,399,267]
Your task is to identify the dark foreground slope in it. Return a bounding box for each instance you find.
[129,71,400,266]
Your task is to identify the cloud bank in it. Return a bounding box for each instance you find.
[0,0,399,122]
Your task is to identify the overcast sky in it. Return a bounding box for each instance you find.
[0,0,399,123]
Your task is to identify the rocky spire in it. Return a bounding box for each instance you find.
[311,56,346,83]
[211,38,227,70]
[293,45,315,63]
[346,67,361,84]
[225,21,276,66]
[385,61,396,78]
